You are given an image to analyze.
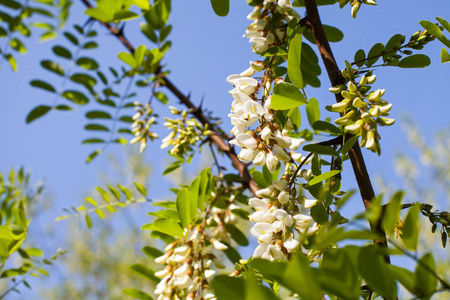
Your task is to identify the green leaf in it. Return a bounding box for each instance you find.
[85,197,97,206]
[30,80,56,93]
[134,45,146,67]
[420,20,450,48]
[323,25,344,42]
[437,17,450,33]
[86,149,102,163]
[441,48,450,63]
[132,0,150,10]
[354,49,366,67]
[308,170,341,186]
[154,92,168,104]
[388,265,416,294]
[62,90,89,105]
[382,191,404,234]
[358,245,397,299]
[97,186,110,203]
[41,60,64,76]
[176,188,191,229]
[134,182,147,197]
[245,273,278,300]
[288,32,303,88]
[4,54,17,72]
[397,54,431,68]
[282,255,322,300]
[224,224,249,246]
[55,105,72,111]
[85,214,92,228]
[63,32,78,45]
[83,41,98,49]
[10,38,26,53]
[402,203,420,250]
[160,25,172,42]
[212,275,245,300]
[130,264,158,282]
[70,73,97,90]
[271,82,307,110]
[85,124,109,131]
[414,253,438,298]
[306,98,320,128]
[310,202,328,225]
[140,22,158,43]
[0,0,21,10]
[76,57,99,70]
[303,144,339,156]
[312,120,341,135]
[26,105,51,123]
[82,138,104,144]
[366,43,384,67]
[142,218,184,237]
[113,10,139,21]
[148,212,178,223]
[118,52,137,68]
[316,249,360,299]
[340,135,359,155]
[118,184,132,200]
[52,45,71,59]
[142,246,164,259]
[86,111,112,119]
[210,0,229,17]
[123,288,153,300]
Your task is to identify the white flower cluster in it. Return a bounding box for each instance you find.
[227,70,305,173]
[244,0,300,53]
[154,229,225,300]
[247,178,319,261]
[227,1,321,261]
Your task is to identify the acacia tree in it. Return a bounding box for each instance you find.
[0,0,449,299]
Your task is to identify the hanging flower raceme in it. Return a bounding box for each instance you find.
[153,228,221,300]
[245,0,300,54]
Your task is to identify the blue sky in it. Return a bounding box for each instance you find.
[1,0,449,297]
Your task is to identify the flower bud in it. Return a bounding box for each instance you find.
[348,81,357,93]
[255,186,275,198]
[352,97,367,108]
[359,75,368,86]
[253,151,267,166]
[266,152,278,173]
[261,126,272,140]
[376,117,395,126]
[273,144,291,162]
[345,122,362,135]
[351,2,360,18]
[379,103,393,114]
[278,190,290,204]
[366,74,377,84]
[328,84,346,94]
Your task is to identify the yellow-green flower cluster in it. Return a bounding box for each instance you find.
[161,107,211,158]
[328,63,394,155]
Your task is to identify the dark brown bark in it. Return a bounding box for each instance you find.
[303,0,390,262]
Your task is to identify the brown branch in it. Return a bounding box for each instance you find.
[79,0,258,195]
[303,0,390,263]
